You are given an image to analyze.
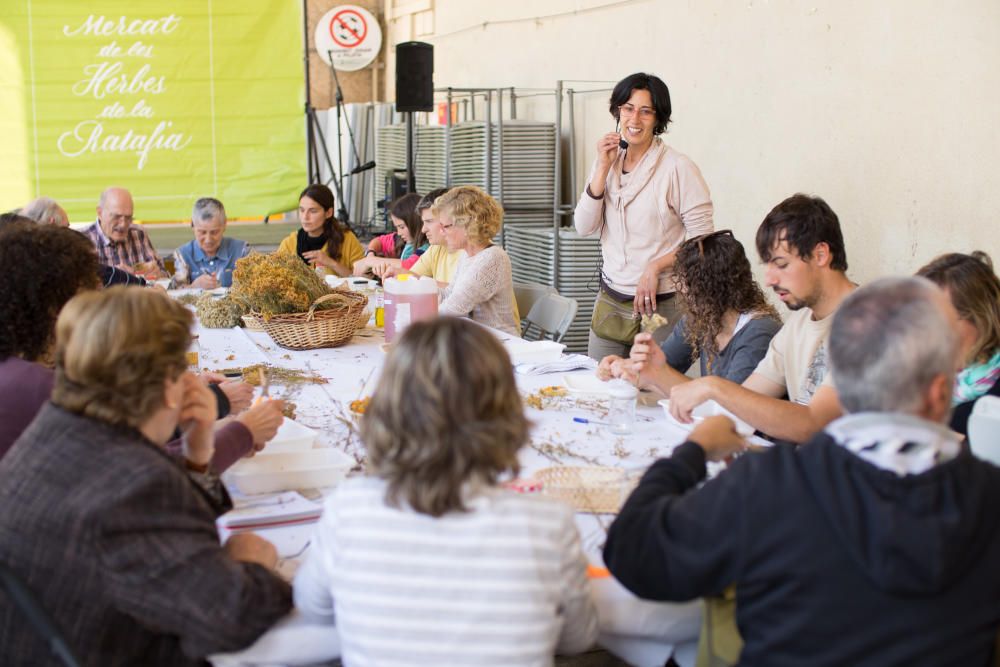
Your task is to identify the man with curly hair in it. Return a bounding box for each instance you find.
[665,194,855,444]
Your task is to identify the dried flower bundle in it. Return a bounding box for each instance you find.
[231,252,332,317]
[195,293,248,328]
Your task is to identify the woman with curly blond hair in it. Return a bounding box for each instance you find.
[433,185,520,335]
[293,317,598,665]
[599,230,781,394]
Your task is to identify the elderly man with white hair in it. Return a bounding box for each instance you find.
[171,197,249,289]
[81,187,167,280]
[604,277,1000,666]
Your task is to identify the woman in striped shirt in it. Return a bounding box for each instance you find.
[293,317,598,666]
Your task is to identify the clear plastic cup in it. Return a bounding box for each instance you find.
[607,380,638,435]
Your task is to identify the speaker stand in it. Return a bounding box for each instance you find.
[405,112,416,194]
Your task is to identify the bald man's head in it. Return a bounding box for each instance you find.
[97,188,134,242]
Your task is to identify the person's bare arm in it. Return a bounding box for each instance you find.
[669,374,842,443]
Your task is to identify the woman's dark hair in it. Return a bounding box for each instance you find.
[917,251,1000,365]
[609,72,672,135]
[299,184,346,260]
[389,193,426,256]
[674,230,780,370]
[755,193,848,272]
[417,187,450,214]
[0,222,100,362]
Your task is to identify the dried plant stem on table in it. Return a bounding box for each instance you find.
[528,438,602,467]
[523,391,610,420]
[214,364,327,388]
[304,361,368,471]
[612,439,629,459]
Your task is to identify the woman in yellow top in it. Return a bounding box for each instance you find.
[277,184,364,277]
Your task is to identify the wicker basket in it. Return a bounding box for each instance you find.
[261,292,369,350]
[531,466,636,514]
[241,314,265,331]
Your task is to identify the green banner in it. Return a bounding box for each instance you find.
[0,1,306,221]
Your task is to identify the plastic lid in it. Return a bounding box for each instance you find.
[607,379,638,399]
[385,274,438,294]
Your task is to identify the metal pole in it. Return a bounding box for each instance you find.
[509,86,517,119]
[553,80,563,291]
[497,87,505,247]
[445,88,453,186]
[567,88,577,202]
[406,111,416,193]
[485,89,493,197]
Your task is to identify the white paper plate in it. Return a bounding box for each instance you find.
[657,398,755,436]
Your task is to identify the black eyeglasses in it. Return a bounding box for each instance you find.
[693,229,735,257]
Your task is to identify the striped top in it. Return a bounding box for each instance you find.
[293,477,598,666]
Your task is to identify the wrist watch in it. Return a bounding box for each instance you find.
[183,457,211,474]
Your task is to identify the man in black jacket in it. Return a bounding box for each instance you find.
[605,276,1000,666]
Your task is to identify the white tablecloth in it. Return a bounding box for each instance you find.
[202,322,703,667]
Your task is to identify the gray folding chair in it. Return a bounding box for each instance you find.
[513,282,557,324]
[522,293,579,343]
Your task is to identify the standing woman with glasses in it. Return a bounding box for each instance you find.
[575,72,714,360]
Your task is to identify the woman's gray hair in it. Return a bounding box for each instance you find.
[20,197,64,225]
[192,197,226,224]
[830,276,958,414]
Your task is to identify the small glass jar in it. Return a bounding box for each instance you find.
[607,380,638,435]
[186,336,200,370]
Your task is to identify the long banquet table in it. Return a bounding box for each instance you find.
[192,312,707,667]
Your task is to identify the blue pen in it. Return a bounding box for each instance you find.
[573,417,611,426]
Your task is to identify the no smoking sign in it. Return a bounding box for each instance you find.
[315,5,382,72]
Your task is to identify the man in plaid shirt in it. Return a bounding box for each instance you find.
[81,187,167,279]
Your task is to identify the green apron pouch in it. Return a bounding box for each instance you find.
[590,288,641,346]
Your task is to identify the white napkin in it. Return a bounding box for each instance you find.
[515,354,597,376]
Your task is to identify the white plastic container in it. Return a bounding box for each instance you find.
[228,448,355,495]
[503,339,566,365]
[258,418,318,454]
[658,399,755,436]
[969,395,1000,464]
[383,274,439,343]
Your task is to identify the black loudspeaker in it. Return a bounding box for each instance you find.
[395,42,434,112]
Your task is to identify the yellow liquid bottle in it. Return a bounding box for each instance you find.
[374,288,385,327]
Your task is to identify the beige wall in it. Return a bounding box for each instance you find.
[384,0,1000,284]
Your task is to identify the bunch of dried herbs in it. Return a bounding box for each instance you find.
[231,252,332,317]
[195,293,249,328]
